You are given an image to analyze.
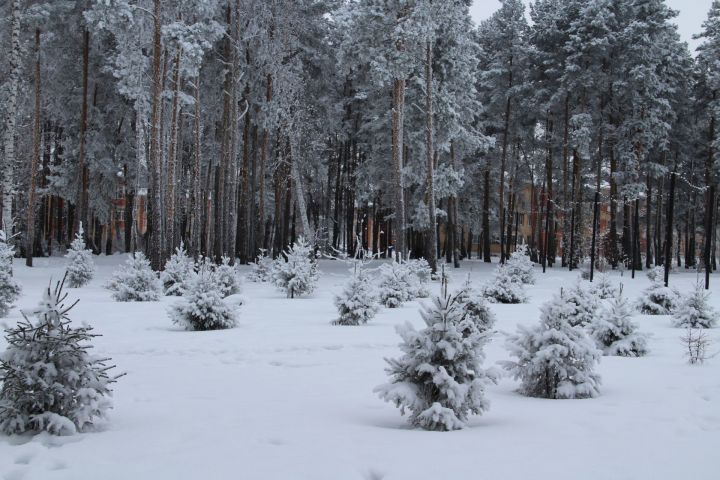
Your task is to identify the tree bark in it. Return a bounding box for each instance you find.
[26,29,42,267]
[391,78,406,260]
[424,41,437,272]
[1,0,21,234]
[148,0,164,269]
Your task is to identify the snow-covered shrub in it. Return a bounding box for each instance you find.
[64,224,95,288]
[681,327,711,365]
[405,258,432,297]
[214,256,242,298]
[502,290,602,399]
[482,264,527,304]
[646,265,665,283]
[563,281,599,327]
[588,289,649,357]
[378,262,414,308]
[0,277,117,435]
[672,283,716,329]
[160,242,194,296]
[271,237,319,298]
[636,281,679,315]
[505,245,535,284]
[0,231,21,318]
[105,252,162,302]
[589,273,617,300]
[456,277,495,333]
[168,269,237,331]
[375,289,498,430]
[333,268,379,326]
[246,250,273,283]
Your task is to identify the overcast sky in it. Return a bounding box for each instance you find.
[469,0,713,53]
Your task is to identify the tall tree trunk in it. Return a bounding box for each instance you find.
[424,41,437,272]
[76,29,90,239]
[391,78,406,260]
[1,0,21,234]
[705,90,716,288]
[561,95,570,267]
[26,29,42,267]
[148,0,164,269]
[664,170,676,287]
[290,136,312,244]
[191,76,202,257]
[482,165,491,262]
[165,49,182,257]
[646,173,653,267]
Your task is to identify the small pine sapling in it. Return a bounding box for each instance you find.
[502,289,602,399]
[64,223,95,288]
[505,244,536,284]
[105,252,162,302]
[160,242,194,296]
[0,276,118,435]
[672,283,717,329]
[246,249,273,283]
[405,258,432,298]
[589,273,617,299]
[214,256,242,298]
[646,265,665,283]
[0,231,21,317]
[456,276,495,333]
[168,267,237,331]
[588,286,649,357]
[636,281,680,315]
[375,279,498,430]
[333,268,379,326]
[482,264,527,304]
[271,236,319,298]
[563,281,599,327]
[378,262,414,308]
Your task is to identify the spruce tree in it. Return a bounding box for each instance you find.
[672,283,717,328]
[378,261,414,308]
[563,281,599,327]
[503,289,602,399]
[0,231,21,318]
[0,276,117,435]
[588,288,649,357]
[105,252,162,302]
[333,268,379,326]
[246,250,273,283]
[482,264,527,304]
[456,276,496,333]
[636,280,680,315]
[505,244,536,284]
[375,284,498,431]
[160,242,194,296]
[271,237,319,298]
[64,224,95,288]
[589,274,618,300]
[214,256,242,298]
[168,268,238,331]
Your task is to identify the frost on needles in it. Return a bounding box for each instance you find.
[271,237,319,298]
[0,230,21,318]
[0,276,118,435]
[333,267,379,326]
[106,252,162,302]
[64,223,95,288]
[375,284,498,431]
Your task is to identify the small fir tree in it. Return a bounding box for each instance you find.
[505,244,536,284]
[214,256,242,298]
[333,268,379,325]
[588,287,649,357]
[636,281,679,315]
[0,231,21,318]
[271,237,319,298]
[246,249,273,283]
[456,276,496,332]
[482,264,527,304]
[672,283,717,329]
[378,261,414,308]
[646,265,665,283]
[0,276,117,435]
[589,273,617,299]
[563,281,599,327]
[375,282,498,431]
[160,242,194,296]
[502,289,602,399]
[168,268,238,331]
[105,252,162,302]
[64,223,95,288]
[405,258,432,298]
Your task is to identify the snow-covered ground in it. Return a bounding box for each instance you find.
[1,256,718,480]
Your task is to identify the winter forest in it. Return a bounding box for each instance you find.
[0,0,719,479]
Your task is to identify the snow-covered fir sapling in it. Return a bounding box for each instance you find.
[332,267,379,326]
[378,261,414,308]
[482,264,527,304]
[0,231,21,318]
[589,273,617,300]
[563,281,599,327]
[271,236,319,298]
[646,265,665,283]
[168,267,238,331]
[672,283,717,329]
[456,275,496,333]
[214,256,242,298]
[0,276,118,435]
[405,258,432,298]
[588,286,649,357]
[375,279,498,430]
[246,249,273,283]
[105,252,162,302]
[64,223,95,288]
[505,244,536,284]
[160,242,194,296]
[636,279,680,315]
[502,288,602,399]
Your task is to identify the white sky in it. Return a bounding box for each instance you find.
[470,0,713,53]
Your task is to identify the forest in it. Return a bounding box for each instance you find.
[1,0,718,279]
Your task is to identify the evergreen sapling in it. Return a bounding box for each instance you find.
[333,267,379,325]
[271,237,319,298]
[505,244,536,284]
[64,223,95,288]
[636,280,680,315]
[214,256,242,298]
[482,264,527,304]
[672,283,717,328]
[168,268,238,331]
[378,261,414,308]
[160,242,194,296]
[588,287,649,357]
[0,231,21,318]
[105,252,162,302]
[246,249,273,283]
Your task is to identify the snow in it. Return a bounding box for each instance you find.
[0,256,718,480]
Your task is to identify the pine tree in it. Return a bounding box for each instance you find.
[375,286,498,431]
[271,237,319,298]
[378,262,414,308]
[64,224,95,288]
[589,274,618,300]
[160,242,194,296]
[333,268,379,326]
[672,283,717,328]
[563,281,599,327]
[636,281,680,315]
[505,244,536,284]
[246,250,273,283]
[214,256,242,298]
[456,276,496,333]
[168,268,237,331]
[482,264,527,304]
[588,289,649,357]
[502,290,602,399]
[105,252,162,302]
[0,276,117,435]
[405,258,432,298]
[0,231,21,318]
